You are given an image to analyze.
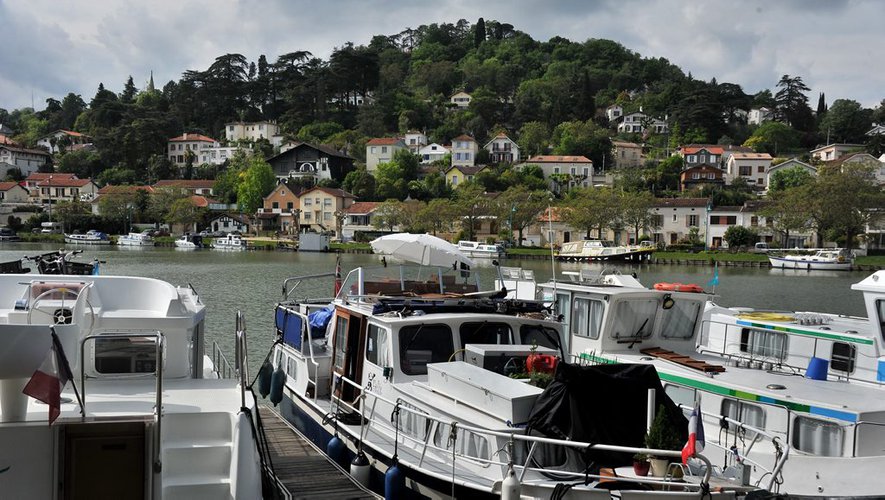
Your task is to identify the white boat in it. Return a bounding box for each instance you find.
[456,240,505,258]
[117,230,154,247]
[64,230,110,245]
[213,233,247,250]
[558,240,655,262]
[0,273,272,498]
[265,264,759,498]
[174,233,205,248]
[768,248,855,271]
[533,268,885,497]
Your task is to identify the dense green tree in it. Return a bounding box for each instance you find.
[818,99,872,144]
[518,121,550,157]
[375,149,420,199]
[774,75,814,132]
[758,189,812,248]
[723,225,758,249]
[768,165,814,192]
[236,156,276,214]
[618,190,656,243]
[418,198,458,235]
[562,187,620,239]
[810,163,884,248]
[342,167,377,200]
[453,182,490,240]
[743,121,799,155]
[493,186,549,246]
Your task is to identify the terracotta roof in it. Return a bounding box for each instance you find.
[153,180,216,189]
[0,181,25,191]
[57,130,87,138]
[36,178,94,188]
[300,186,356,198]
[0,134,17,145]
[730,153,772,160]
[96,185,154,195]
[653,198,710,208]
[452,134,476,142]
[169,133,217,143]
[681,146,725,155]
[346,202,381,214]
[526,155,592,163]
[366,137,402,146]
[447,165,485,175]
[538,206,564,223]
[190,195,213,208]
[26,172,77,181]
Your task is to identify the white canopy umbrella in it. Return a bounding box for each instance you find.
[370,233,475,269]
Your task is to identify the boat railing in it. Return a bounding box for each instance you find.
[235,311,250,409]
[329,374,739,492]
[276,304,322,401]
[211,341,235,379]
[79,331,165,474]
[281,272,336,301]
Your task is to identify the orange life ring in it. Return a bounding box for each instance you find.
[653,282,705,293]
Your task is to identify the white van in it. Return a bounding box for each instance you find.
[40,221,63,234]
[753,242,770,253]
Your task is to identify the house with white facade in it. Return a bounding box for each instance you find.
[678,145,724,169]
[0,182,29,204]
[725,152,773,188]
[365,137,407,172]
[167,133,219,168]
[451,135,479,167]
[521,155,593,193]
[0,144,51,178]
[617,112,668,135]
[611,141,643,169]
[605,105,623,123]
[31,177,99,205]
[703,202,801,249]
[766,158,817,189]
[199,146,251,166]
[342,201,381,242]
[484,133,520,164]
[208,213,250,234]
[36,130,91,154]
[747,107,772,125]
[650,198,709,247]
[450,91,472,109]
[810,143,865,162]
[867,124,885,137]
[404,131,428,153]
[418,143,449,164]
[829,153,885,185]
[224,121,279,143]
[297,186,356,235]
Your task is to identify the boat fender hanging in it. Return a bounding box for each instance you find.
[327,435,347,467]
[257,360,273,398]
[500,464,521,500]
[350,451,371,487]
[384,462,405,500]
[269,364,285,406]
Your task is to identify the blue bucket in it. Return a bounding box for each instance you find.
[806,357,829,380]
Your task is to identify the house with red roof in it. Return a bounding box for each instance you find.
[484,133,520,164]
[451,135,479,167]
[257,180,304,234]
[365,137,407,172]
[0,181,29,204]
[90,185,154,215]
[520,155,594,193]
[651,198,710,246]
[30,176,99,205]
[678,145,725,169]
[342,201,382,242]
[297,186,356,238]
[153,179,216,196]
[0,144,52,178]
[167,133,219,168]
[36,130,91,154]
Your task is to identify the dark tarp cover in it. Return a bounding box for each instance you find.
[526,363,687,470]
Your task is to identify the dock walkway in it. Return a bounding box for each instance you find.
[260,406,379,500]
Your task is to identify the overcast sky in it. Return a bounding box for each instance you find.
[2,0,883,113]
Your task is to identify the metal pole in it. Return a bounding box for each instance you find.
[646,388,656,433]
[48,175,53,223]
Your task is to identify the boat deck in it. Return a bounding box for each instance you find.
[260,405,379,500]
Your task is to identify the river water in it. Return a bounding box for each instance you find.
[1,243,872,370]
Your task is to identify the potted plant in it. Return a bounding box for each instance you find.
[632,453,650,477]
[645,405,683,477]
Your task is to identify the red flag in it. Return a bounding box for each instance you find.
[22,332,74,424]
[334,254,342,296]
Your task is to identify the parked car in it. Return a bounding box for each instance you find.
[753,242,771,253]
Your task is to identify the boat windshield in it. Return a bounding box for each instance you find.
[338,264,480,299]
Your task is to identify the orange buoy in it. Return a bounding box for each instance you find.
[653,282,705,293]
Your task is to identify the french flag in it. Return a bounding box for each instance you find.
[682,405,705,464]
[22,331,75,425]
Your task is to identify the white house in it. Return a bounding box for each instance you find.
[617,112,668,135]
[200,146,251,166]
[36,130,91,154]
[867,124,885,136]
[605,105,623,123]
[725,152,773,188]
[650,198,709,247]
[365,137,407,172]
[451,135,478,167]
[404,131,428,153]
[766,158,817,189]
[224,121,279,144]
[748,107,772,125]
[484,133,520,164]
[810,143,865,162]
[167,133,219,167]
[450,91,472,109]
[208,213,251,234]
[521,155,593,193]
[0,182,29,204]
[0,144,51,178]
[418,143,449,164]
[342,201,381,242]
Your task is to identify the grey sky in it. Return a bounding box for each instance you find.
[2,0,883,113]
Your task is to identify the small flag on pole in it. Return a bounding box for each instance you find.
[334,254,342,296]
[682,405,705,464]
[707,263,719,288]
[22,330,77,425]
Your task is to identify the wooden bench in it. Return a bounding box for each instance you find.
[641,347,725,373]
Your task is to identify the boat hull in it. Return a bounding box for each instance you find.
[64,236,110,245]
[768,255,853,271]
[557,249,654,262]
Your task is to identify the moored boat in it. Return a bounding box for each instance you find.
[212,233,248,250]
[456,240,506,259]
[557,239,654,262]
[768,248,854,271]
[64,230,110,245]
[117,230,154,246]
[174,233,204,249]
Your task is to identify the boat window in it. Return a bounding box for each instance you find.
[399,324,454,376]
[554,292,570,327]
[366,324,390,368]
[792,416,843,457]
[460,322,513,349]
[333,317,348,370]
[611,299,657,339]
[433,423,491,463]
[286,356,297,380]
[740,328,788,361]
[94,336,158,374]
[572,297,605,339]
[520,324,561,351]
[722,400,766,438]
[664,384,696,408]
[660,300,702,340]
[830,342,856,373]
[878,300,885,344]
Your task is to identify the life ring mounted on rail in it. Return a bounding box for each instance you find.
[653,282,705,293]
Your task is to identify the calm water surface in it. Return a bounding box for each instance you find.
[0,243,871,370]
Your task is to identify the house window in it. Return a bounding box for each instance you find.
[757,166,765,173]
[739,166,752,176]
[687,155,697,163]
[692,173,700,180]
[324,212,332,221]
[709,155,718,162]
[793,417,843,456]
[570,167,576,175]
[286,202,294,210]
[451,176,458,186]
[740,328,787,360]
[464,153,471,160]
[272,202,279,209]
[672,214,678,223]
[652,215,664,227]
[688,215,699,227]
[708,173,715,180]
[323,199,332,207]
[583,168,589,176]
[381,146,388,154]
[370,147,376,154]
[303,199,312,207]
[553,167,560,174]
[830,342,856,373]
[303,213,311,221]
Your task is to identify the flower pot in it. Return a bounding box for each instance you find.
[632,459,650,477]
[649,458,670,477]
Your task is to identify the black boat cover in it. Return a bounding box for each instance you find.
[526,363,688,469]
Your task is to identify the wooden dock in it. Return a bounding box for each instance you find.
[260,406,379,500]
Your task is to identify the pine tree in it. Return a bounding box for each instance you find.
[474,18,486,48]
[121,76,137,103]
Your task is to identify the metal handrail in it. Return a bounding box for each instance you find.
[235,311,249,409]
[211,341,235,379]
[331,373,719,490]
[79,331,165,473]
[281,273,336,300]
